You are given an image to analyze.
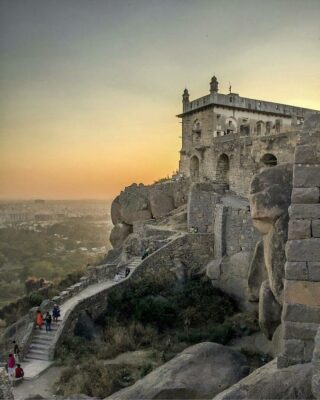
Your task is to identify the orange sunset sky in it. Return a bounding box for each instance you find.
[1,0,320,200]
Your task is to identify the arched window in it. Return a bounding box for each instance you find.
[260,153,277,167]
[256,121,264,135]
[216,153,230,187]
[190,156,200,180]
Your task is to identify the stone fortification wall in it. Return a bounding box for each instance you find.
[279,131,320,367]
[313,327,320,399]
[52,233,213,357]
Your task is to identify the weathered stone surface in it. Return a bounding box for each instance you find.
[110,195,121,225]
[247,240,267,302]
[258,280,282,339]
[308,262,320,281]
[263,213,288,303]
[284,280,320,307]
[294,165,320,188]
[312,220,320,238]
[288,219,311,240]
[213,359,313,400]
[271,324,283,358]
[285,261,308,281]
[149,186,175,219]
[286,238,320,262]
[312,326,320,400]
[250,163,293,234]
[109,223,133,248]
[292,187,319,204]
[0,367,14,400]
[208,251,256,311]
[283,339,305,359]
[106,343,249,400]
[283,303,320,324]
[290,204,320,219]
[295,144,318,164]
[283,321,320,341]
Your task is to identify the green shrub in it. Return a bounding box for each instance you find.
[140,362,153,378]
[28,291,45,307]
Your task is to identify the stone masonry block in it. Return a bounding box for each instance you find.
[283,339,304,358]
[283,321,320,340]
[312,219,320,237]
[295,145,318,164]
[284,280,320,307]
[288,219,311,240]
[304,340,316,361]
[286,238,320,262]
[308,262,320,281]
[283,303,320,323]
[291,187,319,204]
[294,165,320,188]
[289,204,320,219]
[285,261,308,280]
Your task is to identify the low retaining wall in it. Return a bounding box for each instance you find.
[51,233,213,359]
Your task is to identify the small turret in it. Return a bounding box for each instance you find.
[210,76,219,93]
[182,88,190,112]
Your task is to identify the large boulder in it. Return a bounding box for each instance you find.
[118,184,152,225]
[149,185,175,219]
[258,280,282,339]
[250,163,293,234]
[213,359,313,400]
[247,240,267,302]
[106,343,249,400]
[109,223,132,248]
[249,163,293,337]
[110,195,121,225]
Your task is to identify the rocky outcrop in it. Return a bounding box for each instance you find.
[109,223,132,248]
[106,342,249,400]
[109,179,190,248]
[213,359,313,400]
[249,163,293,335]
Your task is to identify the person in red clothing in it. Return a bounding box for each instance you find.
[15,364,24,379]
[36,309,43,329]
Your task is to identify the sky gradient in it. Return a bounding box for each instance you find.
[1,0,320,199]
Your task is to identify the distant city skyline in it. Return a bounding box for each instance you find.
[1,0,320,199]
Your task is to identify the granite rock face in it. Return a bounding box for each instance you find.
[0,367,14,400]
[249,163,293,335]
[106,342,249,400]
[109,223,133,248]
[213,359,313,400]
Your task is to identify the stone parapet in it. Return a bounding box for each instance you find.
[279,135,320,368]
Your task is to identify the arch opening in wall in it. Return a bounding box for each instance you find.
[256,120,264,135]
[260,153,277,167]
[216,153,230,187]
[190,155,200,180]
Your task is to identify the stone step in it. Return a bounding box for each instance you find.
[32,337,54,345]
[25,353,50,361]
[29,343,50,351]
[27,347,50,356]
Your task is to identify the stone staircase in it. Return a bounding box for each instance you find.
[117,256,141,278]
[23,257,142,363]
[24,322,61,362]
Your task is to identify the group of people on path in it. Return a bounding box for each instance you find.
[35,303,60,331]
[5,304,61,381]
[6,341,24,380]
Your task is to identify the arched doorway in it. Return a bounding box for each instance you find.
[216,153,230,186]
[260,153,277,167]
[190,156,200,180]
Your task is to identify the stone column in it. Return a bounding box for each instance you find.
[278,134,320,367]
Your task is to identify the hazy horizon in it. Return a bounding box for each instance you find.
[1,0,320,199]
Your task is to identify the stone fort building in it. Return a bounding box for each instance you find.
[178,75,319,196]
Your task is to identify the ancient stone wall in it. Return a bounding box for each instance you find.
[51,233,213,357]
[279,132,320,367]
[0,367,13,400]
